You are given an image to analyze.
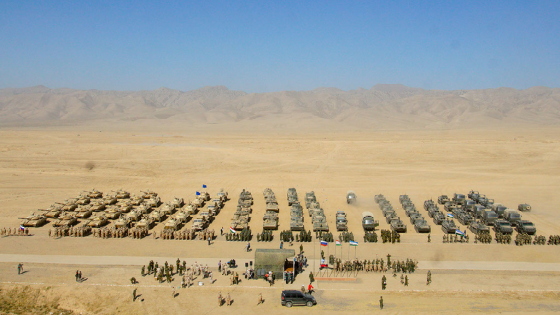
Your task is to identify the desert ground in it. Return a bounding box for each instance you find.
[1,123,560,314]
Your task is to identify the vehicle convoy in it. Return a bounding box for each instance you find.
[493,219,514,234]
[281,290,316,308]
[361,212,379,231]
[514,220,537,235]
[346,191,357,204]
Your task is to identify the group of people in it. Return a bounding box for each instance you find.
[2,227,29,236]
[75,270,84,282]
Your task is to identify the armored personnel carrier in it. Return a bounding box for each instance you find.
[432,212,445,225]
[438,195,450,205]
[399,195,410,204]
[290,217,304,231]
[441,219,458,234]
[469,220,490,234]
[199,211,212,222]
[148,209,167,222]
[424,199,436,211]
[185,204,197,215]
[160,202,176,216]
[266,202,279,212]
[518,203,531,212]
[217,189,228,201]
[409,213,423,224]
[405,206,419,217]
[207,203,219,216]
[493,219,513,234]
[346,191,357,204]
[287,188,298,206]
[19,214,47,227]
[211,197,223,209]
[414,219,431,233]
[362,212,379,231]
[514,220,536,235]
[193,197,205,208]
[52,213,79,227]
[390,217,407,233]
[86,215,109,228]
[136,216,156,229]
[104,207,122,220]
[164,217,182,230]
[305,192,317,208]
[199,191,211,201]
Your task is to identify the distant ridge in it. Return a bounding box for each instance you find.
[1,85,559,127]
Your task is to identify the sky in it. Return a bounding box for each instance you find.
[0,0,559,93]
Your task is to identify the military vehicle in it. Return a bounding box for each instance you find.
[467,190,480,202]
[289,217,304,231]
[424,199,436,211]
[39,208,61,218]
[160,202,176,216]
[374,194,385,203]
[164,217,182,230]
[390,217,407,233]
[84,189,103,199]
[405,206,419,217]
[287,188,298,206]
[409,213,423,224]
[504,210,522,224]
[130,196,144,206]
[145,196,161,208]
[336,216,348,231]
[199,211,212,222]
[114,216,132,229]
[75,207,93,219]
[469,220,490,234]
[116,201,133,213]
[263,215,279,230]
[266,202,280,212]
[86,215,109,228]
[88,200,106,212]
[463,199,476,209]
[481,198,494,208]
[264,210,279,221]
[141,190,158,199]
[19,214,48,227]
[148,209,167,222]
[238,199,252,208]
[385,210,398,223]
[135,204,152,215]
[514,220,536,235]
[305,192,317,208]
[491,204,508,218]
[478,195,488,206]
[211,197,223,209]
[199,191,211,201]
[438,195,450,205]
[207,203,219,216]
[457,211,474,225]
[125,210,142,222]
[414,219,431,233]
[55,202,77,212]
[312,219,329,232]
[185,204,197,215]
[172,209,190,223]
[473,205,487,219]
[136,216,156,229]
[112,189,130,199]
[104,207,122,220]
[239,189,253,201]
[432,212,445,225]
[102,195,118,206]
[441,219,457,234]
[76,195,91,206]
[427,205,441,218]
[518,203,531,212]
[217,189,228,201]
[481,210,498,226]
[346,191,357,204]
[192,197,205,208]
[493,219,513,234]
[52,213,79,227]
[399,195,410,204]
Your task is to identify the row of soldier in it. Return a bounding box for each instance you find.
[1,227,30,236]
[130,227,149,239]
[442,233,470,243]
[333,256,417,274]
[380,230,401,243]
[93,227,129,238]
[49,226,90,237]
[475,232,492,244]
[495,232,512,244]
[159,228,215,240]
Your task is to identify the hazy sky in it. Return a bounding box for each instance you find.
[1,1,558,92]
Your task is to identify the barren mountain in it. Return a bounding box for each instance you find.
[1,84,559,128]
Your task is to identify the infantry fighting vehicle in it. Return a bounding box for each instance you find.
[385,211,398,224]
[514,220,536,235]
[312,219,329,232]
[441,219,458,234]
[414,218,431,233]
[287,188,298,206]
[493,219,513,234]
[438,195,450,205]
[399,195,410,204]
[199,191,210,201]
[263,214,279,230]
[469,220,490,234]
[518,203,531,212]
[390,217,407,233]
[427,205,441,218]
[424,199,436,211]
[160,203,176,216]
[86,215,109,228]
[19,214,48,227]
[346,191,357,204]
[52,213,79,227]
[374,194,386,203]
[405,206,419,217]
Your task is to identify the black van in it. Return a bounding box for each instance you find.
[281,290,317,307]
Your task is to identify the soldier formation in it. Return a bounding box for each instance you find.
[442,233,469,243]
[332,255,418,274]
[1,227,30,236]
[226,227,251,241]
[475,231,492,244]
[380,230,401,243]
[50,226,91,238]
[364,231,378,243]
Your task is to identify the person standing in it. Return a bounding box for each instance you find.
[75,270,80,282]
[208,236,211,245]
[133,288,137,302]
[17,263,23,275]
[308,283,314,294]
[218,260,222,272]
[258,293,263,305]
[379,296,383,310]
[221,227,223,236]
[246,242,250,252]
[78,270,82,282]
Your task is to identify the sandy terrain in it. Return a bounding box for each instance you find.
[1,124,560,314]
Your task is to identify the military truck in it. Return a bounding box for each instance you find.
[514,220,536,235]
[346,191,357,204]
[480,198,494,208]
[504,210,522,225]
[390,217,407,233]
[414,219,431,233]
[491,204,508,218]
[468,190,480,202]
[438,195,450,205]
[441,219,458,234]
[19,214,48,227]
[481,210,498,226]
[473,205,487,219]
[478,195,488,206]
[518,203,531,212]
[469,220,490,234]
[493,219,513,234]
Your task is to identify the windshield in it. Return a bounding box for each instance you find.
[523,222,534,226]
[488,213,497,218]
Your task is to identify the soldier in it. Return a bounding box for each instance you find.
[133,287,137,302]
[400,274,404,285]
[258,293,264,305]
[382,275,387,290]
[405,275,409,286]
[427,270,431,285]
[218,291,222,306]
[141,265,145,276]
[379,296,383,310]
[226,293,232,306]
[428,234,431,243]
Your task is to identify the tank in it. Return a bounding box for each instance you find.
[390,217,407,233]
[125,210,142,222]
[148,209,167,222]
[114,216,132,229]
[76,196,91,205]
[135,204,152,215]
[52,213,79,227]
[172,209,190,223]
[55,202,77,212]
[130,196,144,206]
[86,215,109,228]
[145,196,161,208]
[104,207,122,220]
[39,208,61,218]
[84,189,103,199]
[414,219,431,233]
[164,217,182,230]
[141,190,158,199]
[441,219,458,234]
[160,203,176,215]
[112,189,130,199]
[74,207,93,219]
[19,214,48,227]
[136,216,156,229]
[102,195,118,206]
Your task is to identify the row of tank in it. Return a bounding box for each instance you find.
[435,190,536,235]
[303,190,330,232]
[19,189,229,234]
[263,189,279,230]
[230,189,253,231]
[398,195,432,233]
[375,195,408,233]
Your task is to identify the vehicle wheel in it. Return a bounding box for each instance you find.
[286,301,293,308]
[307,301,314,307]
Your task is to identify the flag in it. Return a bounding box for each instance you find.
[335,240,341,246]
[196,192,200,196]
[230,226,236,233]
[349,240,358,246]
[447,213,454,218]
[320,241,328,246]
[455,229,465,236]
[20,225,25,231]
[203,184,207,188]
